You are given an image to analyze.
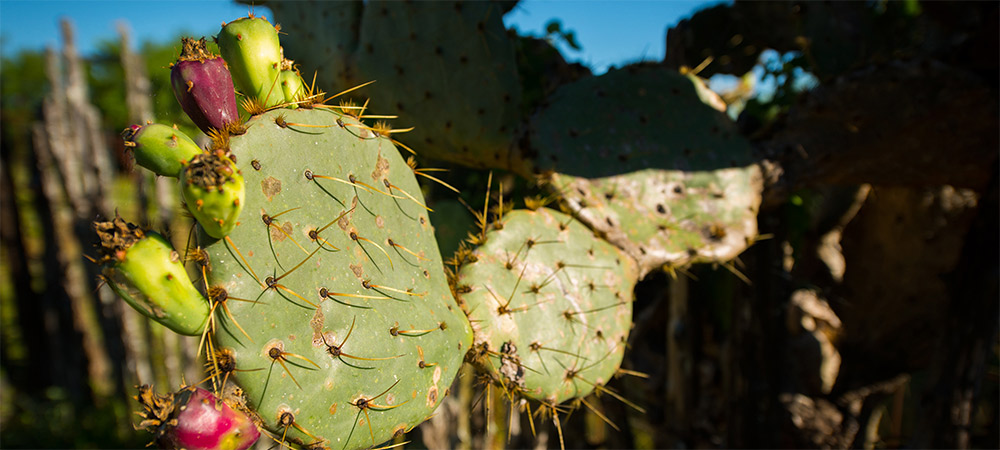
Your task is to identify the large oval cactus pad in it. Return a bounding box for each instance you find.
[203,108,472,449]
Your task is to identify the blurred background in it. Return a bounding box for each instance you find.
[0,0,997,448]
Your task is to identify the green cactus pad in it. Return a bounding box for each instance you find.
[217,15,284,109]
[201,108,472,449]
[180,153,245,239]
[456,208,638,405]
[124,123,204,178]
[268,2,523,167]
[264,0,362,89]
[95,217,210,336]
[354,1,522,167]
[521,64,763,275]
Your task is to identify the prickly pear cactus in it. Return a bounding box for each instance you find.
[520,64,763,275]
[455,207,638,405]
[269,2,764,276]
[97,5,773,449]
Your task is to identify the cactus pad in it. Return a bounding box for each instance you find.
[456,207,638,404]
[521,64,763,275]
[199,108,472,449]
[271,2,523,167]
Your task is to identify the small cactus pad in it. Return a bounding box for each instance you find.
[278,66,307,104]
[94,216,209,336]
[201,108,472,449]
[456,208,638,404]
[522,64,763,275]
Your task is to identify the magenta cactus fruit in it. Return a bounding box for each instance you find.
[136,385,260,450]
[122,123,204,177]
[171,37,241,135]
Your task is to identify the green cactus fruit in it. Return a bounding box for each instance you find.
[200,108,472,449]
[123,123,204,177]
[93,216,210,336]
[217,15,284,109]
[278,67,306,105]
[180,152,245,239]
[521,64,763,275]
[456,207,638,405]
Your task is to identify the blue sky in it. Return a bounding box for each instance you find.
[0,0,721,74]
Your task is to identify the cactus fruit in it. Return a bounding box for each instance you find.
[122,123,204,177]
[278,60,307,105]
[93,216,209,336]
[198,108,472,449]
[522,64,763,274]
[135,385,261,450]
[217,15,284,110]
[180,152,245,239]
[456,207,638,405]
[171,37,241,135]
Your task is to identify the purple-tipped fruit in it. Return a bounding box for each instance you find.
[171,37,240,135]
[136,385,260,450]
